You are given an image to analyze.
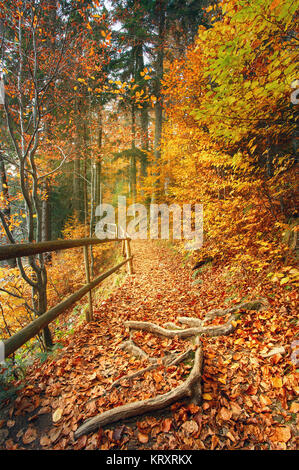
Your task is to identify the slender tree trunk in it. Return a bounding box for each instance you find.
[41,182,51,242]
[152,2,166,202]
[0,150,16,267]
[73,100,83,219]
[140,107,149,177]
[131,104,137,203]
[136,42,149,178]
[95,106,102,208]
[90,105,103,275]
[73,156,81,217]
[82,122,89,230]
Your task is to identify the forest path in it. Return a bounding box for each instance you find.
[0,240,297,450]
[0,240,204,450]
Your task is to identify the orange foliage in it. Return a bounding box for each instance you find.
[160,0,298,274]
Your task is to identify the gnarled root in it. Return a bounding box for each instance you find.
[124,316,236,338]
[177,317,202,328]
[75,299,266,438]
[117,339,149,360]
[110,347,193,390]
[202,299,267,325]
[74,346,203,439]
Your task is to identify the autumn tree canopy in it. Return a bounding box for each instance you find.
[0,0,298,453]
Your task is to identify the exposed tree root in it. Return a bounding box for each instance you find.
[125,317,236,338]
[124,320,201,338]
[109,363,158,390]
[75,299,265,438]
[117,339,149,360]
[202,299,267,325]
[74,346,203,439]
[169,347,193,366]
[109,347,193,390]
[164,321,184,330]
[177,317,202,328]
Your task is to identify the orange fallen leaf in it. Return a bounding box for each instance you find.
[74,435,87,450]
[232,352,242,361]
[270,0,280,10]
[138,432,149,443]
[153,372,163,384]
[289,402,299,413]
[49,427,62,443]
[162,418,172,433]
[226,431,236,442]
[230,402,242,418]
[188,403,200,414]
[211,434,219,450]
[202,393,213,400]
[219,407,232,421]
[22,427,37,445]
[40,435,51,447]
[260,394,272,406]
[272,377,283,388]
[52,408,63,423]
[181,420,199,435]
[270,426,291,443]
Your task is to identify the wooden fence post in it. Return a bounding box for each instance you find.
[4,257,132,358]
[83,245,93,321]
[125,239,133,275]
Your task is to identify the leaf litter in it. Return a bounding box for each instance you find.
[0,240,298,450]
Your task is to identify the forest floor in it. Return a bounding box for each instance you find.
[0,240,298,450]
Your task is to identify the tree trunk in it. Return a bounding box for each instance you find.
[73,100,83,219]
[131,104,137,203]
[41,182,51,242]
[152,2,166,202]
[83,120,89,231]
[95,106,102,208]
[136,43,149,179]
[0,150,16,267]
[73,156,81,217]
[140,107,149,177]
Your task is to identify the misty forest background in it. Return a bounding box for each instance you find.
[0,0,298,451]
[0,0,298,452]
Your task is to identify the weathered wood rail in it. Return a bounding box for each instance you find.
[0,237,124,262]
[0,237,134,358]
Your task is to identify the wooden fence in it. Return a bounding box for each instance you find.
[0,237,133,358]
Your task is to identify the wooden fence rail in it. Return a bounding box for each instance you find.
[0,237,126,262]
[0,237,133,358]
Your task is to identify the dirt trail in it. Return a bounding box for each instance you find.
[0,240,297,450]
[0,241,202,450]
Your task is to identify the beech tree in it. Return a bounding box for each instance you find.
[0,0,107,348]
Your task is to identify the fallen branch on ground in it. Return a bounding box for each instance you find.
[74,345,203,439]
[202,299,267,324]
[177,317,202,328]
[75,299,265,438]
[109,347,193,390]
[164,321,184,329]
[125,316,237,337]
[117,339,149,360]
